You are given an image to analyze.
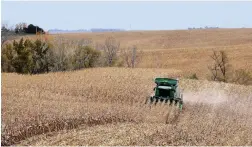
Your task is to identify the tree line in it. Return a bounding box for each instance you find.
[1,36,142,74]
[1,22,45,47]
[2,22,45,34]
[14,23,45,34]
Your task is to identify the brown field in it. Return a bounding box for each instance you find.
[2,29,252,145]
[2,68,252,146]
[25,28,252,78]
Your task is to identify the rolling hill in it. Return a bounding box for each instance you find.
[2,28,252,146]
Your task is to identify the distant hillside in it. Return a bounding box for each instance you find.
[48,28,125,34]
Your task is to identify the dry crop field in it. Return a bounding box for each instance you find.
[2,68,252,146]
[23,28,252,78]
[2,29,252,146]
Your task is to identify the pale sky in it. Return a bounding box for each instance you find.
[1,1,252,31]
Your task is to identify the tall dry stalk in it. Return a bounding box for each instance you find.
[2,68,252,146]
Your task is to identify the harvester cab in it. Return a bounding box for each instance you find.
[146,78,183,110]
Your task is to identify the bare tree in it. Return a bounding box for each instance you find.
[1,23,16,46]
[48,35,96,71]
[208,50,230,82]
[14,22,27,33]
[121,45,143,68]
[101,37,120,66]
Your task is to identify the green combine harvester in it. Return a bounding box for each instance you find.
[145,78,183,111]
